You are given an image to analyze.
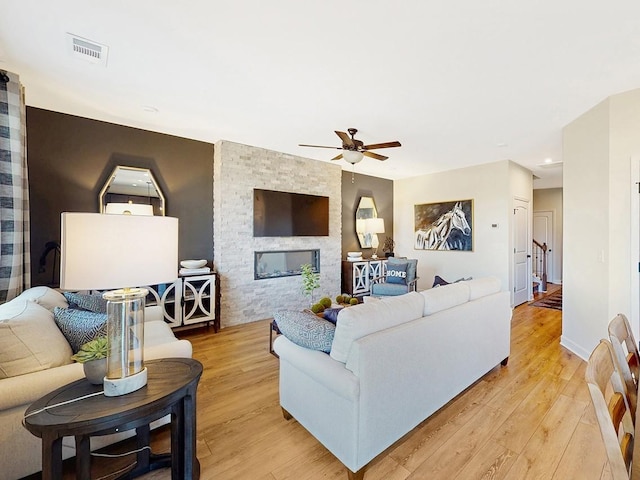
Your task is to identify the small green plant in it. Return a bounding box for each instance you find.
[300,263,321,305]
[319,297,332,308]
[310,303,325,314]
[71,337,108,363]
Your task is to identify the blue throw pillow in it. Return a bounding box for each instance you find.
[323,307,342,324]
[53,307,108,353]
[63,292,108,313]
[386,263,408,285]
[433,275,450,288]
[273,310,335,353]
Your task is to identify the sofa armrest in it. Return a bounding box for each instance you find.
[273,336,359,401]
[144,305,162,322]
[371,276,419,290]
[0,363,84,412]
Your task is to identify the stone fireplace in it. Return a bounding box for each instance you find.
[213,141,342,327]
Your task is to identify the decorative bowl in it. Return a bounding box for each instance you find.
[347,252,362,257]
[180,259,207,269]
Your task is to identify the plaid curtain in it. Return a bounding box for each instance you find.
[0,71,30,302]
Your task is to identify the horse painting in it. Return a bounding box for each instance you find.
[414,200,472,251]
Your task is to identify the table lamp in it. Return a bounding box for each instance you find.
[365,218,385,259]
[60,212,178,396]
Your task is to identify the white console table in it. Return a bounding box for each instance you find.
[342,259,387,296]
[143,273,220,331]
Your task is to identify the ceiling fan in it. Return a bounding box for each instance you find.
[299,128,401,164]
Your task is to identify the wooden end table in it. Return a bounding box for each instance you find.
[23,357,203,480]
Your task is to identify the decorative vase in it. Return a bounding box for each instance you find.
[83,358,107,385]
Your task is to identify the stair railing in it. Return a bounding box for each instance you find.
[532,239,548,292]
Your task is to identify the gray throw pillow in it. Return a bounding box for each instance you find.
[386,263,408,285]
[273,310,335,353]
[53,307,108,353]
[63,292,108,313]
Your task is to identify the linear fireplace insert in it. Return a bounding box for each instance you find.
[255,249,320,280]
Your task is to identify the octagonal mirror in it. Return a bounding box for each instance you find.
[99,166,165,216]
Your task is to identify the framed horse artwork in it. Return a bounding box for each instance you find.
[414,200,473,251]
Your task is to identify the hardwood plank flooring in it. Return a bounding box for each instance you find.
[59,284,611,479]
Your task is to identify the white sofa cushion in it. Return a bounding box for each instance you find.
[13,286,68,311]
[330,292,424,363]
[420,282,470,315]
[0,300,72,379]
[466,276,501,300]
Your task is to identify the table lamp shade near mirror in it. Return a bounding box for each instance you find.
[60,212,179,396]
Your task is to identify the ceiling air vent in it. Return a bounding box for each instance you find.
[67,33,109,66]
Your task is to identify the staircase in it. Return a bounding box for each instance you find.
[532,239,548,293]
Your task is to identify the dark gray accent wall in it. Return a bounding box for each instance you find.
[341,171,394,258]
[27,107,214,287]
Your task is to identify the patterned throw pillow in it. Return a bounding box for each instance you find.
[53,307,108,353]
[63,292,108,313]
[273,310,335,353]
[386,263,408,285]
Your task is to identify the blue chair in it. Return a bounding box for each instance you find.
[370,257,418,296]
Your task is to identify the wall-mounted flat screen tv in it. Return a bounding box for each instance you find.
[253,189,329,237]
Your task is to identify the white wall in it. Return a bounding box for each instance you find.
[394,160,531,298]
[562,88,640,360]
[533,188,563,284]
[213,140,342,327]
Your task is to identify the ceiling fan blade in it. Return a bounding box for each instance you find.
[331,153,343,161]
[298,143,343,150]
[363,141,402,150]
[363,151,388,161]
[335,131,354,147]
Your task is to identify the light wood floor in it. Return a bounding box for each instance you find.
[64,284,611,479]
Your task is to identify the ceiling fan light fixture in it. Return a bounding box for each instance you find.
[343,150,364,164]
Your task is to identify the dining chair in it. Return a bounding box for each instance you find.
[609,313,639,420]
[585,339,635,479]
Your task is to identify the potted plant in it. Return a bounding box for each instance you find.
[300,263,321,306]
[382,236,395,257]
[71,336,108,385]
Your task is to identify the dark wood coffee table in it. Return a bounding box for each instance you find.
[23,357,203,480]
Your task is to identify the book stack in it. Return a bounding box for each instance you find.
[346,252,363,262]
[179,266,211,276]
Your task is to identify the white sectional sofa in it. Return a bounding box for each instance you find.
[0,286,193,480]
[273,276,512,480]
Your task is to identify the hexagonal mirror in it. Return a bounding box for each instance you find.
[99,166,165,216]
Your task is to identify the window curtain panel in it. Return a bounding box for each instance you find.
[0,70,31,302]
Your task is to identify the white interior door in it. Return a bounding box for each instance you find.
[533,210,554,284]
[513,200,530,306]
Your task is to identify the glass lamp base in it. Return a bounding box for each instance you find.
[104,367,147,397]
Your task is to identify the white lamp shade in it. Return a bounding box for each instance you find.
[364,217,385,234]
[343,150,364,164]
[60,213,179,290]
[355,219,366,234]
[105,202,154,216]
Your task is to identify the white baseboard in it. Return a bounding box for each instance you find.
[560,335,590,362]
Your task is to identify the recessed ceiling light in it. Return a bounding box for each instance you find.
[497,142,508,147]
[141,105,158,113]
